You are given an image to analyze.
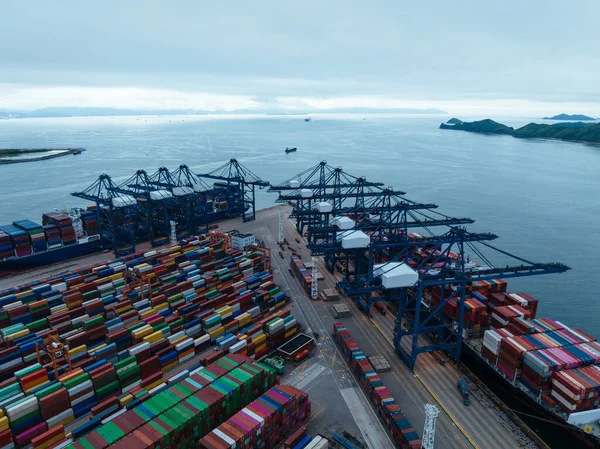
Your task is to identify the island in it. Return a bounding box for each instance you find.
[440,119,600,144]
[446,118,463,124]
[543,114,596,121]
[439,119,514,135]
[0,148,86,164]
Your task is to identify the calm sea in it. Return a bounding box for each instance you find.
[1,114,598,335]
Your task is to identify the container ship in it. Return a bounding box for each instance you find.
[0,211,102,271]
[398,244,600,447]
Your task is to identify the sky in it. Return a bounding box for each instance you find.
[1,1,599,116]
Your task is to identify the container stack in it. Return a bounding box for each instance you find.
[80,210,99,235]
[42,213,75,245]
[0,225,31,257]
[550,365,600,412]
[43,225,62,249]
[16,364,49,394]
[333,322,421,449]
[0,231,14,259]
[68,354,277,449]
[484,324,597,382]
[290,253,312,294]
[198,384,311,449]
[520,341,600,396]
[13,220,47,253]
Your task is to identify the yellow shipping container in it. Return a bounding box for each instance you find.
[285,328,297,339]
[140,308,158,319]
[209,326,225,340]
[252,334,267,345]
[6,329,30,341]
[0,416,9,432]
[144,331,163,344]
[15,290,34,299]
[145,379,164,391]
[162,360,178,372]
[58,368,84,384]
[216,306,232,317]
[255,343,267,352]
[119,394,133,406]
[154,302,168,311]
[132,326,153,339]
[110,273,124,281]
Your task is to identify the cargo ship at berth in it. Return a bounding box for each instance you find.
[0,211,103,271]
[416,265,600,447]
[352,236,600,447]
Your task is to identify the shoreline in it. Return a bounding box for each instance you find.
[0,147,86,164]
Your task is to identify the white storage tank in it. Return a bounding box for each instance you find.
[373,262,418,288]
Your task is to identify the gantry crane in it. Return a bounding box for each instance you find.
[199,158,269,222]
[342,226,570,369]
[114,169,176,247]
[72,174,137,255]
[35,334,72,379]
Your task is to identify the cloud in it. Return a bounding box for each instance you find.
[0,85,259,111]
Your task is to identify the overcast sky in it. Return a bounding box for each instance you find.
[1,1,599,115]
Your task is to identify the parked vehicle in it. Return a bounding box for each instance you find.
[458,379,470,405]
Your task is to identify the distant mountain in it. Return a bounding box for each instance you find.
[439,119,514,135]
[440,118,600,144]
[0,106,447,119]
[543,113,596,121]
[446,118,463,124]
[309,107,447,114]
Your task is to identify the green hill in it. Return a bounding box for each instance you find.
[513,122,600,142]
[543,113,596,121]
[439,119,514,135]
[440,119,600,144]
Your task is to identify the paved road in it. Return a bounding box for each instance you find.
[221,209,394,448]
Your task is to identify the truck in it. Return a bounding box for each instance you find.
[457,378,470,405]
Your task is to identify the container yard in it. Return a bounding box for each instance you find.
[0,229,325,449]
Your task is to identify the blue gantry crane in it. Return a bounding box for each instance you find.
[268,161,388,233]
[71,174,137,255]
[272,161,571,369]
[342,226,570,369]
[199,158,269,222]
[113,169,176,247]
